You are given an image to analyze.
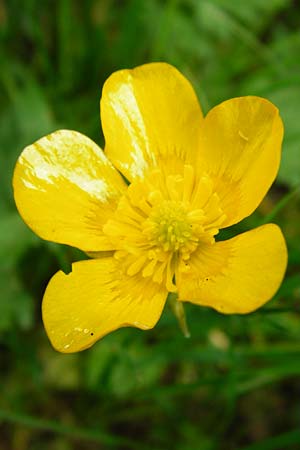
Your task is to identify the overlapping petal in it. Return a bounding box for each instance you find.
[101,62,203,181]
[197,97,284,227]
[12,63,288,353]
[178,224,287,314]
[42,257,168,352]
[13,130,127,252]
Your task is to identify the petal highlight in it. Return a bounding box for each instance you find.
[178,224,287,314]
[42,257,168,352]
[197,97,284,226]
[13,130,127,252]
[101,62,203,180]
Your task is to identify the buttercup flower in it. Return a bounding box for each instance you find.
[13,63,287,353]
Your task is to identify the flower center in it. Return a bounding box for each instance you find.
[143,199,205,259]
[103,165,226,292]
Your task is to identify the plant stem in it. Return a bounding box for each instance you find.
[168,293,191,338]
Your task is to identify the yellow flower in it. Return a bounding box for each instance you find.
[13,63,287,353]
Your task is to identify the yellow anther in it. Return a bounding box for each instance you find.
[104,168,225,292]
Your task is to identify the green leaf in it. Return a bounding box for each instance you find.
[0,212,38,269]
[0,268,34,332]
[240,429,300,450]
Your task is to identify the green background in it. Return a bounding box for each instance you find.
[1,1,300,449]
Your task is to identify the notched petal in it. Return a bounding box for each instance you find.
[42,257,168,352]
[178,224,287,314]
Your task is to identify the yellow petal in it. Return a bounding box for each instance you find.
[101,62,203,181]
[13,130,126,252]
[42,257,168,352]
[178,224,287,314]
[198,97,283,226]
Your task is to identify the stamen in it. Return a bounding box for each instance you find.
[166,258,177,292]
[191,175,213,208]
[148,190,163,205]
[183,165,195,202]
[166,175,182,201]
[143,259,157,277]
[127,255,147,276]
[153,261,167,284]
[103,168,225,292]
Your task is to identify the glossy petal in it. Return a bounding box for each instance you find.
[197,97,283,227]
[101,62,203,181]
[13,130,127,252]
[178,224,287,314]
[43,257,168,352]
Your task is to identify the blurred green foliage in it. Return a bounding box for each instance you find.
[1,0,300,449]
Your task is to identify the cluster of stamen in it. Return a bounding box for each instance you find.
[103,165,226,292]
[145,201,196,251]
